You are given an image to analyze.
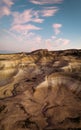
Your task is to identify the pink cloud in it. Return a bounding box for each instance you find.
[54,38,70,46]
[0,6,11,17]
[44,37,70,50]
[53,23,62,35]
[34,36,42,44]
[11,24,41,32]
[2,0,14,7]
[12,9,44,25]
[62,39,70,45]
[41,7,58,17]
[0,0,14,17]
[33,18,44,23]
[12,10,33,25]
[3,29,70,52]
[30,0,63,5]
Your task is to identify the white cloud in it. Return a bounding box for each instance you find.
[53,23,62,35]
[30,0,63,5]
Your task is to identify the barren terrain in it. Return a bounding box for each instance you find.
[0,49,81,130]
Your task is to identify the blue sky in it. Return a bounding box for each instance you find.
[0,0,81,52]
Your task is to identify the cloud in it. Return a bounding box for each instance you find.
[53,23,62,35]
[12,10,32,25]
[11,9,44,40]
[9,20,70,51]
[41,7,58,17]
[0,0,14,17]
[32,18,44,23]
[1,28,70,52]
[30,0,63,5]
[2,0,13,7]
[12,9,44,25]
[54,38,70,45]
[12,7,58,26]
[11,24,41,32]
[61,39,70,45]
[0,6,11,17]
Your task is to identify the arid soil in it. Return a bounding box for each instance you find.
[0,49,81,130]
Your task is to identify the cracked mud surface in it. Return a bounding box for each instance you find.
[0,49,81,130]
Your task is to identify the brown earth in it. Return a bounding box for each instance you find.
[0,49,81,130]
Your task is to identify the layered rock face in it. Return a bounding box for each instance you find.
[0,49,81,130]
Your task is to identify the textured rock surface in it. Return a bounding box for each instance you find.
[0,49,81,130]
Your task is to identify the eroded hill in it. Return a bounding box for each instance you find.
[0,49,81,130]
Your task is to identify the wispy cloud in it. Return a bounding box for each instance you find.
[10,21,70,51]
[54,38,70,45]
[11,9,43,34]
[53,23,62,35]
[45,37,70,49]
[30,0,63,5]
[61,39,70,45]
[11,24,41,32]
[12,7,58,26]
[0,6,11,17]
[41,7,58,17]
[2,0,13,7]
[12,9,44,25]
[2,28,70,52]
[0,0,14,17]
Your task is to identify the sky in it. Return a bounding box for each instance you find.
[0,0,81,53]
